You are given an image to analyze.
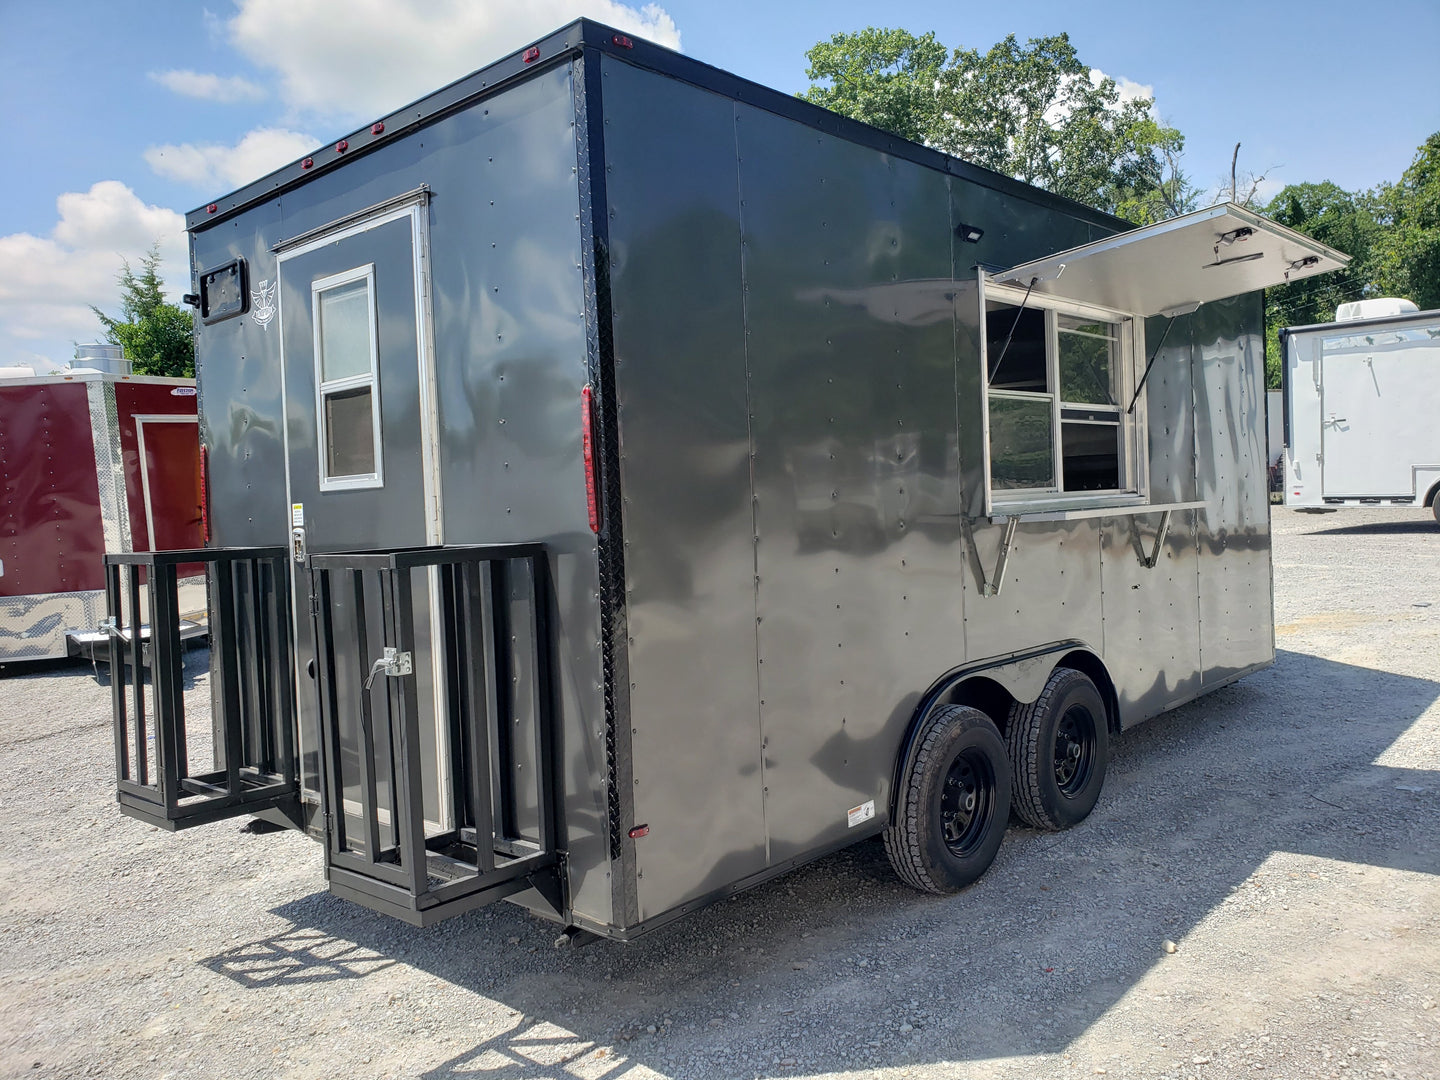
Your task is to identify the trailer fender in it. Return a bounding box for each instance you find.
[1420,472,1440,512]
[887,641,1116,824]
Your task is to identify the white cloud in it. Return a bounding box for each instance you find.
[150,69,267,103]
[0,182,187,367]
[1097,71,1157,110]
[228,0,681,120]
[144,127,318,191]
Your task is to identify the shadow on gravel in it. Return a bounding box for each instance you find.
[0,641,208,691]
[1305,519,1437,537]
[201,649,1440,1076]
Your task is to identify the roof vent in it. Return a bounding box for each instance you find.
[1335,298,1418,322]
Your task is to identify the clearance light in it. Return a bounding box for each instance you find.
[523,46,541,63]
[612,34,634,48]
[335,139,349,153]
[301,157,313,169]
[628,824,650,839]
[206,203,217,214]
[371,122,384,135]
[581,385,602,533]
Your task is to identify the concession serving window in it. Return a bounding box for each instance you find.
[978,201,1350,518]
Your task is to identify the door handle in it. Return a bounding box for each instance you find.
[291,525,307,563]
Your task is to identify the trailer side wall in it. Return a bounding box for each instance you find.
[602,56,1272,923]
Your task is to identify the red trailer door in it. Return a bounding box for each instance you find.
[135,416,203,551]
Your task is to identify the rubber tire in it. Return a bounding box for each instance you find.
[884,704,1011,895]
[1432,489,1440,526]
[1006,667,1109,830]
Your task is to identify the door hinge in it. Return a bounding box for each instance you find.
[308,592,321,618]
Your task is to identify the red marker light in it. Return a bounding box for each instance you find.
[301,157,313,170]
[206,203,217,214]
[612,34,633,48]
[628,824,650,839]
[371,122,384,135]
[581,385,602,533]
[335,139,349,153]
[522,45,540,63]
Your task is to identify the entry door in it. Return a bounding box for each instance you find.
[277,202,443,813]
[1321,350,1406,497]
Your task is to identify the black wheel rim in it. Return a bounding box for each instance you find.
[1053,704,1097,797]
[939,748,996,857]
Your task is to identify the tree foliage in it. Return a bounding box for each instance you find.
[1256,133,1440,387]
[91,246,194,378]
[1371,132,1440,311]
[801,28,1197,223]
[1260,181,1382,384]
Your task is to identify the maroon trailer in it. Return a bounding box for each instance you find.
[0,348,204,663]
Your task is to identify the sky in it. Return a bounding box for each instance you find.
[1,0,1436,371]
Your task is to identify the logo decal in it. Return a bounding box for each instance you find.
[250,278,277,328]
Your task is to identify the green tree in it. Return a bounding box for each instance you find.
[801,28,1197,223]
[90,246,194,378]
[1260,181,1382,385]
[799,28,948,146]
[1371,132,1440,311]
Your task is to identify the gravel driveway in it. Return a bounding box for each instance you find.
[2,507,1437,1080]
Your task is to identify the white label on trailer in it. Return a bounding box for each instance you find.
[291,503,305,527]
[847,800,875,828]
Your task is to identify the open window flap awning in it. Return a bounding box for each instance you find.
[987,203,1350,318]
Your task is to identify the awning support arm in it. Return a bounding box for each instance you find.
[1134,509,1173,569]
[961,515,1019,597]
[1127,316,1177,414]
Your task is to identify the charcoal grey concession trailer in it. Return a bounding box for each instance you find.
[106,20,1347,940]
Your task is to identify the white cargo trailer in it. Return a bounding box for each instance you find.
[1280,303,1440,522]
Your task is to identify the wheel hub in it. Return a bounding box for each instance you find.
[1053,705,1096,797]
[939,750,994,855]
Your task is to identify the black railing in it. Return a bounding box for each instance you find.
[308,544,561,927]
[106,548,298,830]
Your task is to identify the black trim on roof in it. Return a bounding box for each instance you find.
[188,19,1131,234]
[1281,307,1440,336]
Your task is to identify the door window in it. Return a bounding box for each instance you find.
[314,266,383,489]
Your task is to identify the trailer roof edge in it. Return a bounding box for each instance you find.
[1282,307,1440,336]
[186,19,1132,234]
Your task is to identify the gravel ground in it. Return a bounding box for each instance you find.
[1,506,1437,1080]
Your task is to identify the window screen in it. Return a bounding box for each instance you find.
[989,396,1055,490]
[1057,316,1117,406]
[318,280,372,382]
[313,267,381,487]
[324,387,376,478]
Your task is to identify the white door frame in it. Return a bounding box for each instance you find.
[275,192,448,818]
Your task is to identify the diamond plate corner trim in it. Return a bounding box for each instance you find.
[86,378,132,555]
